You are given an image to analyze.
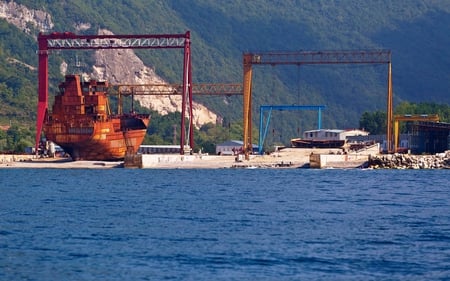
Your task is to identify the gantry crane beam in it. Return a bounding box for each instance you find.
[247,50,391,65]
[193,83,243,95]
[113,83,242,115]
[36,31,193,155]
[115,83,242,96]
[243,50,393,159]
[394,114,440,152]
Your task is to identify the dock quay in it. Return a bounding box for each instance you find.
[0,155,122,169]
[2,148,450,169]
[309,153,369,169]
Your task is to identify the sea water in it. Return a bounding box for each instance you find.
[1,168,449,280]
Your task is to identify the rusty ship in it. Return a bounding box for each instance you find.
[43,74,150,161]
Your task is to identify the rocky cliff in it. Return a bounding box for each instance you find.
[0,1,53,33]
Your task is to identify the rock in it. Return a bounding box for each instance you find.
[368,151,450,169]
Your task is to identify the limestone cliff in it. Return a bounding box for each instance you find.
[0,1,53,33]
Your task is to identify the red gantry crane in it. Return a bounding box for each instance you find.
[36,31,193,155]
[242,50,393,159]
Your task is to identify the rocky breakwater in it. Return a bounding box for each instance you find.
[368,151,450,169]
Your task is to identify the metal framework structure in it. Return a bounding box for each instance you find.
[115,83,242,96]
[394,114,440,152]
[243,50,393,159]
[410,121,450,154]
[258,105,325,154]
[36,31,192,154]
[113,83,242,120]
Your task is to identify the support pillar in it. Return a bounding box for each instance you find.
[35,35,49,155]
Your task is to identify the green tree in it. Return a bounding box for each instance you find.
[359,110,386,135]
[4,125,34,153]
[359,102,450,135]
[0,129,7,151]
[15,139,33,153]
[395,102,450,123]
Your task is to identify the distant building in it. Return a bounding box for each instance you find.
[302,129,369,141]
[215,140,258,155]
[291,129,369,149]
[410,121,450,154]
[348,134,409,152]
[347,121,450,154]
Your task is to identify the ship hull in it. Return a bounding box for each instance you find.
[43,75,150,161]
[291,138,345,148]
[44,117,149,161]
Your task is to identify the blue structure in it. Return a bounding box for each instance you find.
[258,105,326,154]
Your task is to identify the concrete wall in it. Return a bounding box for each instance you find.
[310,153,370,168]
[140,154,198,168]
[1,154,35,163]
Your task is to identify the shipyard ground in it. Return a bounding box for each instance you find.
[0,156,123,169]
[0,148,360,169]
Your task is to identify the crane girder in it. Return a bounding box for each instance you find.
[394,114,439,122]
[115,83,243,96]
[42,32,187,50]
[193,83,243,95]
[246,50,391,65]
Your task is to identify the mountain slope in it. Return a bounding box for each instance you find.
[0,0,449,145]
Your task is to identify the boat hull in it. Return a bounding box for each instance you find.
[43,75,150,161]
[291,138,345,148]
[44,117,149,161]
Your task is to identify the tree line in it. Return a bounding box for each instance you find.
[359,102,450,135]
[1,101,448,154]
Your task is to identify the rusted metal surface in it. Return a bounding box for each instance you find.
[43,75,150,161]
[36,31,191,156]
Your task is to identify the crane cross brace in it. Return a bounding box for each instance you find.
[248,50,391,65]
[46,37,186,49]
[115,83,243,96]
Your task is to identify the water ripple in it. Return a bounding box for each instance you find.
[1,169,449,280]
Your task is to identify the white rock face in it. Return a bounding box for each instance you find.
[0,0,53,33]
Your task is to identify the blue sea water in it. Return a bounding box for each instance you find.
[0,168,449,280]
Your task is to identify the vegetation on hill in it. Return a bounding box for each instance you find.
[360,102,450,135]
[0,0,449,153]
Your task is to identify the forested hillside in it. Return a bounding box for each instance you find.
[0,0,449,151]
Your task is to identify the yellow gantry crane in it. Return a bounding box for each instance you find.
[394,114,440,152]
[243,50,393,160]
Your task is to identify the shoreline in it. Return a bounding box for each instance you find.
[1,148,449,169]
[0,157,123,169]
[0,148,314,169]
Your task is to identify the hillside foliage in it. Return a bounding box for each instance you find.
[0,0,449,152]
